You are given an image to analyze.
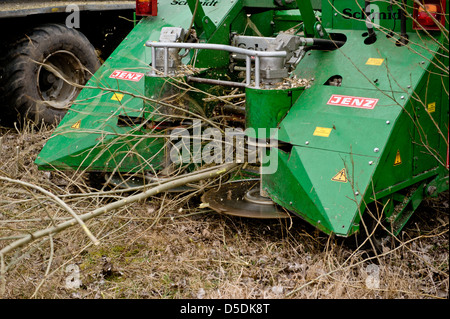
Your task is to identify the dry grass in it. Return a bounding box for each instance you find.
[0,123,448,299]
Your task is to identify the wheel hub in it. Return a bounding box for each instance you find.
[37,50,84,109]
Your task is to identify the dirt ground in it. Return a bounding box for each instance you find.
[0,123,448,299]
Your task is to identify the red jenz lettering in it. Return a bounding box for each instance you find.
[110,70,144,82]
[327,94,378,109]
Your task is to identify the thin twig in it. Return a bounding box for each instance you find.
[0,163,238,258]
[0,176,100,246]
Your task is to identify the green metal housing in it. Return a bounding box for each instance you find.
[36,0,449,237]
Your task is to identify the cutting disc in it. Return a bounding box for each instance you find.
[202,180,290,219]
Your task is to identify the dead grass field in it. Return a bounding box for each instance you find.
[0,123,448,299]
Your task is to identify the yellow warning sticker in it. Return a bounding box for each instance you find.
[331,168,348,183]
[71,120,81,129]
[366,58,384,66]
[394,149,402,166]
[427,102,436,113]
[111,93,124,102]
[313,127,332,137]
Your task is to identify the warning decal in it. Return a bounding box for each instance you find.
[394,150,402,166]
[111,93,124,101]
[109,70,144,82]
[313,127,332,137]
[71,120,81,129]
[327,94,378,109]
[331,168,348,183]
[427,102,436,113]
[366,58,384,66]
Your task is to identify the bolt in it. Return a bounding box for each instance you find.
[386,120,390,124]
[335,13,338,16]
[374,147,379,153]
[305,141,309,145]
[407,85,411,89]
[316,24,324,37]
[355,192,359,196]
[401,96,405,99]
[427,186,437,195]
[369,161,374,165]
[289,201,293,205]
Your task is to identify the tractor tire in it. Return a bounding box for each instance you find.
[0,24,100,126]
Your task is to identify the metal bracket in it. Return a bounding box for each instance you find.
[146,41,287,88]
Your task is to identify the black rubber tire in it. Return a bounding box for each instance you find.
[0,24,100,125]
